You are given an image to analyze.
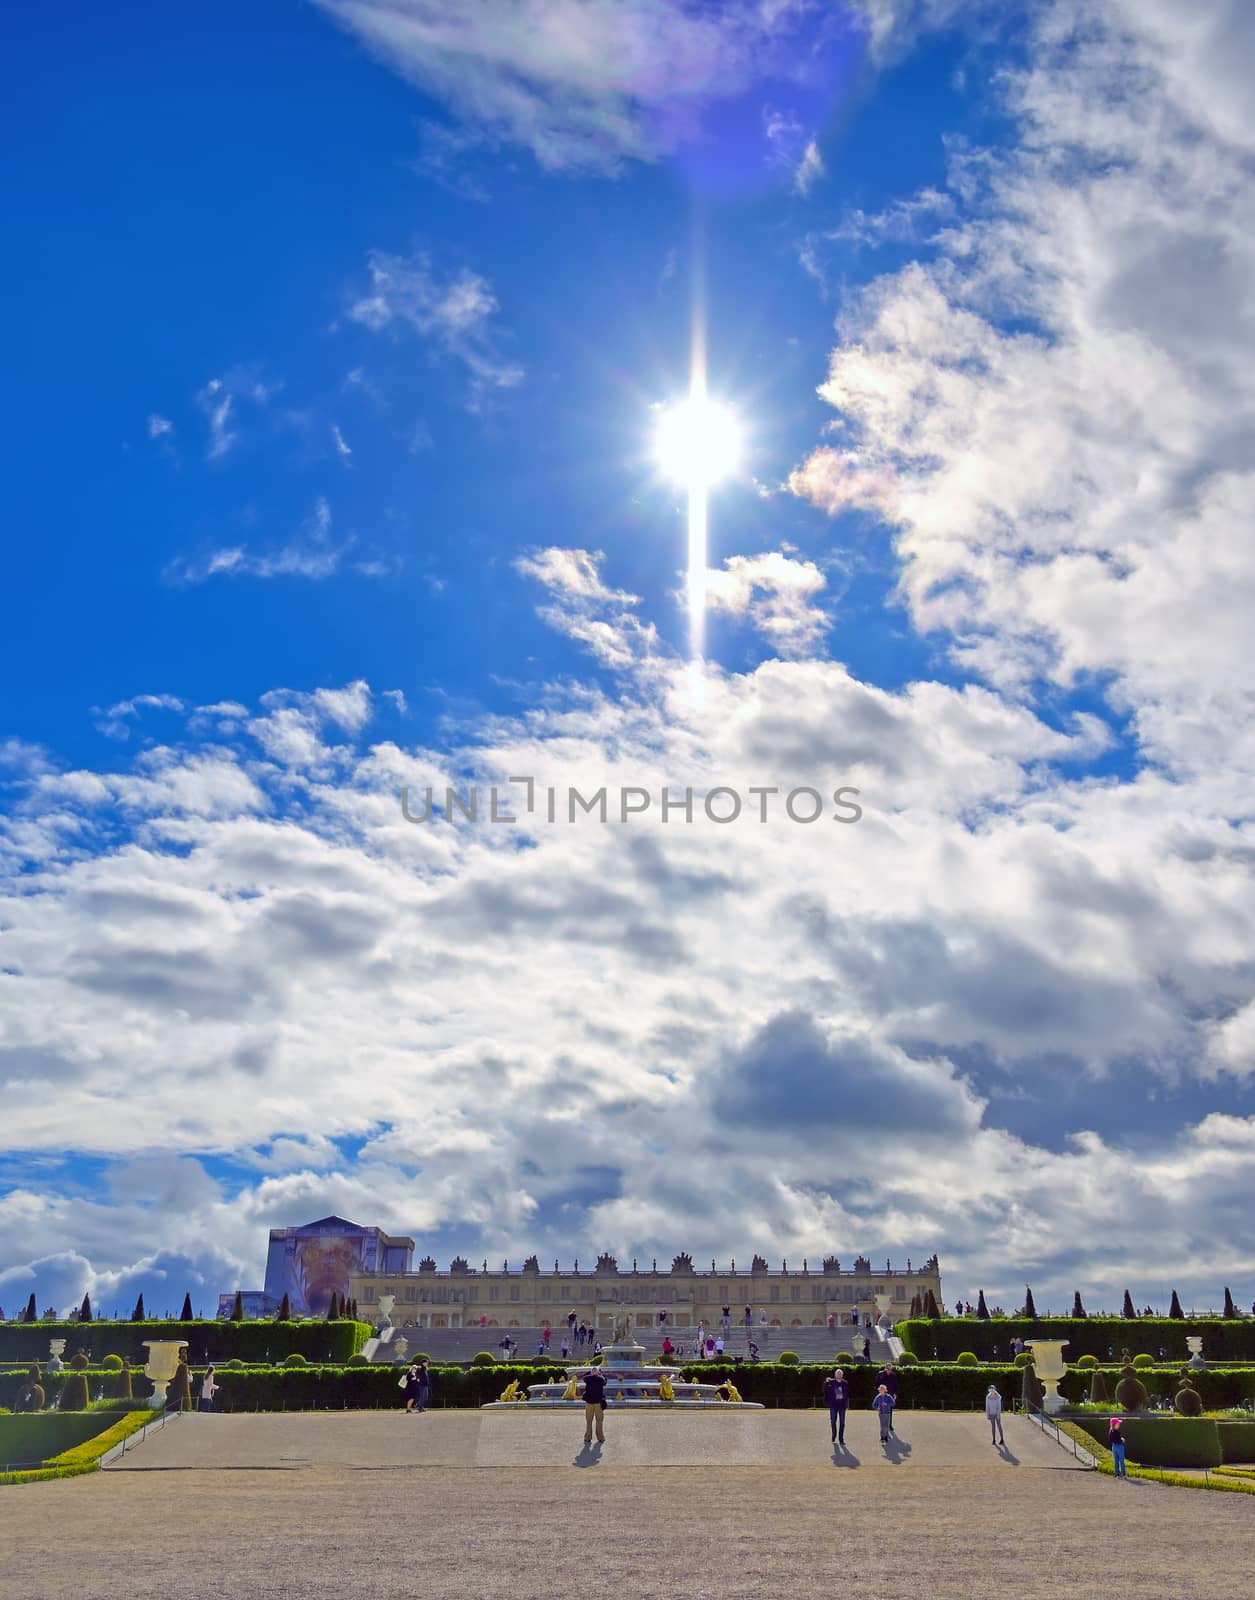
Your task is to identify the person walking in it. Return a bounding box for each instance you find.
[744,1305,753,1334]
[561,1338,571,1359]
[875,1362,900,1433]
[1108,1417,1128,1478]
[543,1324,552,1350]
[567,1308,577,1338]
[861,1335,871,1363]
[582,1366,608,1444]
[401,1363,421,1414]
[721,1305,731,1332]
[985,1384,1005,1446]
[715,1335,724,1358]
[823,1367,850,1446]
[198,1365,218,1413]
[415,1359,433,1414]
[872,1383,896,1443]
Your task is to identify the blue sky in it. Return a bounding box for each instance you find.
[3,0,1255,1319]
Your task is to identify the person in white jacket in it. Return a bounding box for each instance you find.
[199,1365,219,1413]
[985,1384,1005,1446]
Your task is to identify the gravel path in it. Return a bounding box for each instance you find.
[2,1411,1250,1599]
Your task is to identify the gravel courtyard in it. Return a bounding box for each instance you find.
[2,1410,1251,1599]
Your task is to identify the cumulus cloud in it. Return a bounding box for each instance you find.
[704,550,829,656]
[516,546,657,668]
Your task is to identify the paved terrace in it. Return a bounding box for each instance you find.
[2,1411,1251,1599]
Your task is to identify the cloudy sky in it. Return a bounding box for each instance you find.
[3,0,1254,1319]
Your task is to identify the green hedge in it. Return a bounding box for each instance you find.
[0,1320,372,1367]
[1218,1421,1255,1464]
[0,1413,114,1468]
[1071,1416,1222,1468]
[206,1361,1029,1413]
[895,1317,1255,1363]
[0,1369,155,1410]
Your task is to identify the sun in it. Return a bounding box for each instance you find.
[654,395,742,490]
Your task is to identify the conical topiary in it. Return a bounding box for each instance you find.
[1071,1291,1086,1319]
[924,1289,941,1319]
[230,1290,245,1322]
[276,1292,291,1321]
[113,1358,134,1399]
[1175,1386,1202,1416]
[1023,1286,1038,1319]
[976,1290,990,1319]
[78,1293,93,1323]
[1020,1359,1044,1414]
[132,1293,146,1321]
[1089,1370,1110,1404]
[59,1372,89,1411]
[1224,1286,1237,1319]
[22,1292,37,1324]
[326,1292,339,1321]
[165,1361,192,1412]
[180,1292,194,1321]
[1122,1289,1136,1319]
[1168,1290,1184,1319]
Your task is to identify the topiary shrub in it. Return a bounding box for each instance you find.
[955,1352,979,1366]
[282,1354,308,1367]
[225,1358,246,1369]
[1115,1372,1148,1410]
[778,1351,799,1365]
[68,1351,91,1371]
[347,1353,370,1366]
[1132,1353,1155,1369]
[15,1371,46,1413]
[1175,1386,1203,1417]
[1075,1354,1098,1369]
[101,1354,124,1372]
[112,1359,133,1400]
[59,1373,90,1411]
[166,1361,192,1413]
[1089,1370,1110,1404]
[897,1352,919,1365]
[470,1352,497,1366]
[1021,1360,1044,1414]
[1014,1352,1033,1368]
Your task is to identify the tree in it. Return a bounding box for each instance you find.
[1122,1289,1136,1319]
[326,1292,340,1321]
[22,1292,37,1324]
[230,1290,245,1322]
[276,1292,292,1322]
[1224,1286,1238,1319]
[976,1290,990,1319]
[1022,1286,1038,1319]
[180,1292,194,1321]
[1071,1292,1087,1319]
[132,1293,146,1321]
[78,1292,92,1323]
[1169,1290,1185,1320]
[924,1289,940,1319]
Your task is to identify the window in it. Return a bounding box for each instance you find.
[540,1285,550,1301]
[510,1285,520,1301]
[791,1286,801,1302]
[770,1285,779,1302]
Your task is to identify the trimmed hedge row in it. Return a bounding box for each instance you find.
[896,1317,1255,1363]
[206,1362,1032,1412]
[1066,1416,1255,1469]
[0,1320,372,1366]
[0,1369,155,1410]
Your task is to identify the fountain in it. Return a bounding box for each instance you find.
[143,1339,189,1409]
[481,1336,763,1410]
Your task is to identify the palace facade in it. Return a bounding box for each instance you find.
[349,1250,943,1331]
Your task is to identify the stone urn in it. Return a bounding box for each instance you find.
[1185,1334,1206,1371]
[143,1339,188,1409]
[378,1294,396,1330]
[1025,1339,1070,1414]
[48,1338,67,1361]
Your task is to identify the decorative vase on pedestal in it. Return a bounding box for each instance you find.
[143,1340,188,1409]
[1026,1340,1070,1414]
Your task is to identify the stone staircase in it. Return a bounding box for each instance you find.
[368,1322,897,1367]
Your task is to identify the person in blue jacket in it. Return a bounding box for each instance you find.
[823,1367,851,1446]
[872,1383,896,1443]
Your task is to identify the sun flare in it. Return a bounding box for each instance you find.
[654,395,742,491]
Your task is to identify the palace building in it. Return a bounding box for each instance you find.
[349,1248,943,1332]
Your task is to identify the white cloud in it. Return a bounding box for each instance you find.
[515,546,656,669]
[793,138,824,196]
[166,498,360,585]
[147,414,173,439]
[331,422,352,457]
[349,249,524,404]
[313,0,863,174]
[705,551,830,657]
[196,378,237,460]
